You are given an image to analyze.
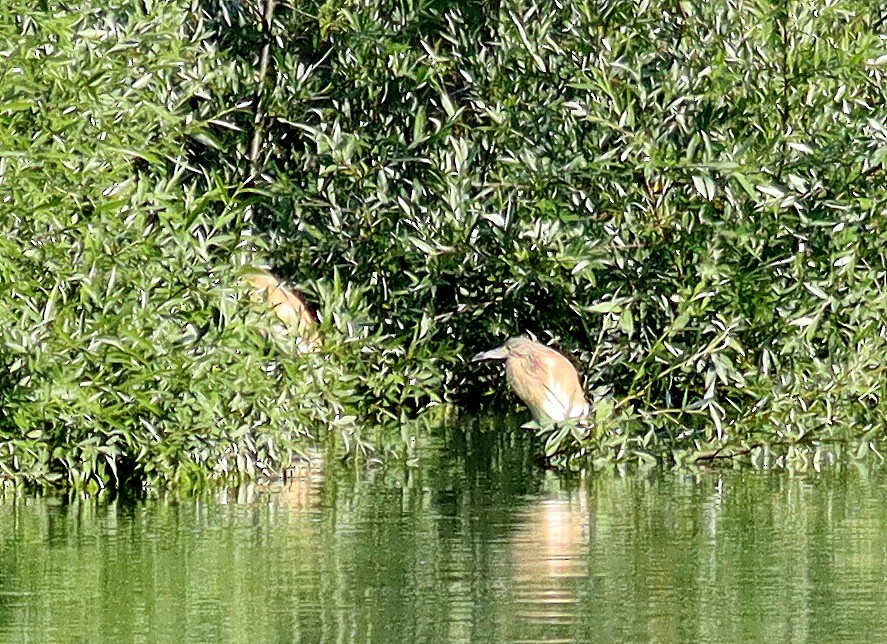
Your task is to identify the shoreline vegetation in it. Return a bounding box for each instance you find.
[1,1,886,489]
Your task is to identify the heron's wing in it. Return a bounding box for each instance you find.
[537,353,589,422]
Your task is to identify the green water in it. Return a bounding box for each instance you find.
[3,426,887,643]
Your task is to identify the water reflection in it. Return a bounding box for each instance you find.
[3,421,887,643]
[509,488,588,643]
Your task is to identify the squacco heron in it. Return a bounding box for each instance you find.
[244,269,319,351]
[473,337,589,423]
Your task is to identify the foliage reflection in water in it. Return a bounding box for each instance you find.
[3,417,887,643]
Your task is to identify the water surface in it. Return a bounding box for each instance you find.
[2,423,887,643]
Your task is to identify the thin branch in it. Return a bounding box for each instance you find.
[249,0,277,175]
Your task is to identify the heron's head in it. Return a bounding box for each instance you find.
[471,337,535,362]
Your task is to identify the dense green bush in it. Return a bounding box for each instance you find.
[0,1,442,489]
[2,0,886,487]
[204,0,887,462]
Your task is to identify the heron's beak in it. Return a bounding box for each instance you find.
[472,345,509,362]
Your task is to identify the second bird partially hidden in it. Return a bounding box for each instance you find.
[472,337,589,424]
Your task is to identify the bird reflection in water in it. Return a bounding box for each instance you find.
[509,482,589,642]
[222,450,324,510]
